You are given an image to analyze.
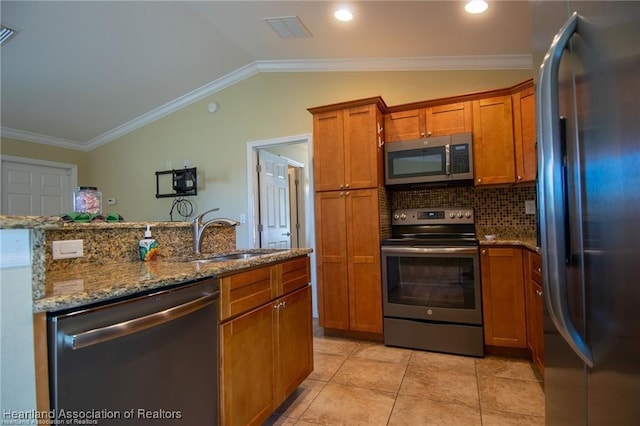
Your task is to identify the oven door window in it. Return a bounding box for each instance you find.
[386,255,476,310]
[387,146,446,179]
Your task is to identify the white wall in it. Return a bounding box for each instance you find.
[0,229,36,417]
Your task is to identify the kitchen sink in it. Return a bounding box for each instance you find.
[190,252,259,264]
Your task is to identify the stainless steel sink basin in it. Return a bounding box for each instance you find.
[190,252,259,264]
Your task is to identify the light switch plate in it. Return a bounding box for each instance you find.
[52,239,84,259]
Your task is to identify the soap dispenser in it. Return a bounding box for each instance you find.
[139,224,159,261]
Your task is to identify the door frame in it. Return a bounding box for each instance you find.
[246,133,318,317]
[0,155,78,215]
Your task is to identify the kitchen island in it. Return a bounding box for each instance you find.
[1,215,313,426]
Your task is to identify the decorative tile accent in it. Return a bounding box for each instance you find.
[391,185,537,238]
[45,223,236,272]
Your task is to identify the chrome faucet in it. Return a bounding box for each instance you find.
[192,208,240,255]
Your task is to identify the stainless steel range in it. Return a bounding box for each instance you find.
[381,207,484,357]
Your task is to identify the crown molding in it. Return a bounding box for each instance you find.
[0,127,89,151]
[5,54,533,151]
[256,54,533,72]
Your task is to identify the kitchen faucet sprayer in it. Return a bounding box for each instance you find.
[192,208,240,254]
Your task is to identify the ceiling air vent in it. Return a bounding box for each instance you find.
[0,24,18,46]
[264,16,312,39]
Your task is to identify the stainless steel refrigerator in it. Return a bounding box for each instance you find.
[532,1,640,424]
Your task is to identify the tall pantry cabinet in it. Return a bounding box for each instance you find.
[309,98,386,335]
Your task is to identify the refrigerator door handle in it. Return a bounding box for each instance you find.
[537,11,594,368]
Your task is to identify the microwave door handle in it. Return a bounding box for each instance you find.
[445,144,451,175]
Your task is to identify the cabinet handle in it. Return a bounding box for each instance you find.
[281,301,287,308]
[427,131,432,137]
[481,249,487,255]
[340,192,345,197]
[339,184,344,189]
[537,267,542,273]
[344,191,350,196]
[344,184,350,188]
[536,290,543,297]
[477,178,483,184]
[517,175,523,181]
[420,132,425,138]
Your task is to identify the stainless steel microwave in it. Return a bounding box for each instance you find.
[384,132,474,186]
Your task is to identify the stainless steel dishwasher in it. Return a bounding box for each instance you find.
[48,278,219,425]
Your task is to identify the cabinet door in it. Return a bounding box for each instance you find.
[221,303,274,426]
[472,96,516,185]
[513,86,537,183]
[384,109,425,142]
[344,104,381,189]
[481,247,527,348]
[274,285,313,406]
[426,101,473,136]
[345,188,383,333]
[314,191,349,329]
[313,109,345,192]
[532,281,544,373]
[528,251,544,373]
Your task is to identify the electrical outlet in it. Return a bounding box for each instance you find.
[52,240,84,259]
[107,198,117,205]
[525,200,536,215]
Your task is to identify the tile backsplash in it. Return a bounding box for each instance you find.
[391,184,537,238]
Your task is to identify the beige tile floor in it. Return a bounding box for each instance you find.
[266,327,544,426]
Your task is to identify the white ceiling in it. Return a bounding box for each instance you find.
[0,1,533,151]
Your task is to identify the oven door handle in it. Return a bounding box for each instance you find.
[381,246,478,255]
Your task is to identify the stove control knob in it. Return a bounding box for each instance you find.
[400,213,407,220]
[394,214,400,220]
[456,211,463,218]
[465,211,472,218]
[449,212,456,219]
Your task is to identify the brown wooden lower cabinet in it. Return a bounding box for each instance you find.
[314,188,383,334]
[481,246,528,348]
[220,257,312,426]
[525,250,544,373]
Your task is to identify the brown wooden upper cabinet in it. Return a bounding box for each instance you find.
[513,85,537,183]
[384,101,473,142]
[311,99,384,192]
[472,95,516,186]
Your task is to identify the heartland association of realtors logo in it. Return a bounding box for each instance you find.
[2,409,183,425]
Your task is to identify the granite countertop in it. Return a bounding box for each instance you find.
[36,248,312,313]
[478,236,539,253]
[0,215,64,229]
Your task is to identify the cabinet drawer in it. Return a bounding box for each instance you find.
[220,267,273,321]
[279,257,311,296]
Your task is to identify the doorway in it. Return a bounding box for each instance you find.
[1,156,78,215]
[246,134,317,316]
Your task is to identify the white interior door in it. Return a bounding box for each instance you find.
[258,150,291,249]
[1,158,76,216]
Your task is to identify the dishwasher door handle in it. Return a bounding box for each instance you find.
[65,292,219,350]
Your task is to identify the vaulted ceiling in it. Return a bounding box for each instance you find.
[0,1,533,150]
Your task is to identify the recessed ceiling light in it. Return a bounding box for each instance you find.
[334,8,354,22]
[465,0,489,14]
